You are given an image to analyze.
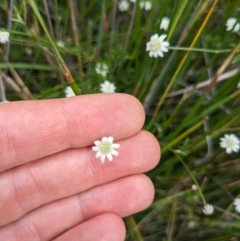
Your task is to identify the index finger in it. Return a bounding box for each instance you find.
[0,94,145,172]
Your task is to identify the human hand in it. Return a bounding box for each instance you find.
[0,94,160,241]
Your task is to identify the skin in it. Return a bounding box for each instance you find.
[0,94,161,241]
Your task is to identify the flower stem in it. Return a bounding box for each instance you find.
[28,0,81,95]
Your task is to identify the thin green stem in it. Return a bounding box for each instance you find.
[125,216,144,241]
[172,150,207,205]
[169,46,232,53]
[151,0,219,120]
[28,0,81,95]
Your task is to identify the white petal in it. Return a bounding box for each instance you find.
[94,140,101,145]
[162,42,170,47]
[108,136,114,143]
[107,154,113,161]
[112,143,120,148]
[157,51,163,57]
[95,152,101,158]
[151,34,158,40]
[226,148,232,154]
[92,146,99,151]
[111,150,119,156]
[100,155,106,164]
[159,34,167,41]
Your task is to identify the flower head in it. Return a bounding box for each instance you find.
[64,86,75,97]
[56,40,65,47]
[191,184,197,191]
[226,17,240,32]
[92,136,120,164]
[202,204,214,215]
[95,63,109,77]
[233,198,240,213]
[160,17,170,31]
[146,34,170,58]
[139,1,152,11]
[100,80,116,93]
[0,31,10,44]
[118,0,130,12]
[219,134,240,154]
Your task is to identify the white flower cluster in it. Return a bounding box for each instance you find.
[95,63,109,77]
[202,204,214,215]
[219,134,240,154]
[118,0,130,12]
[160,17,170,31]
[0,31,10,44]
[226,17,240,32]
[233,198,240,213]
[118,0,152,12]
[64,86,76,97]
[95,63,116,93]
[139,1,152,11]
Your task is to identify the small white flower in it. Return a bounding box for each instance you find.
[146,34,170,58]
[64,86,75,97]
[130,0,136,2]
[233,198,240,213]
[118,0,130,12]
[160,17,170,31]
[100,80,116,93]
[95,63,109,77]
[219,134,240,154]
[25,47,33,56]
[0,31,10,44]
[191,184,197,191]
[139,1,152,11]
[56,40,64,47]
[188,220,197,229]
[226,17,240,32]
[92,136,120,164]
[202,204,214,215]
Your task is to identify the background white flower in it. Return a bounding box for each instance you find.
[0,31,10,44]
[56,40,64,47]
[219,134,240,154]
[100,80,116,93]
[92,136,120,164]
[64,86,75,97]
[237,82,240,89]
[146,34,170,58]
[191,184,197,191]
[139,1,152,11]
[118,0,130,12]
[130,0,136,2]
[202,204,214,215]
[160,17,170,31]
[95,63,109,77]
[226,17,240,32]
[233,198,240,213]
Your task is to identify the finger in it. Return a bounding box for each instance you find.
[0,130,160,226]
[53,213,125,241]
[0,94,145,172]
[0,175,152,241]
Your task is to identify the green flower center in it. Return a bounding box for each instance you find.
[99,141,112,155]
[150,39,161,51]
[226,139,236,147]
